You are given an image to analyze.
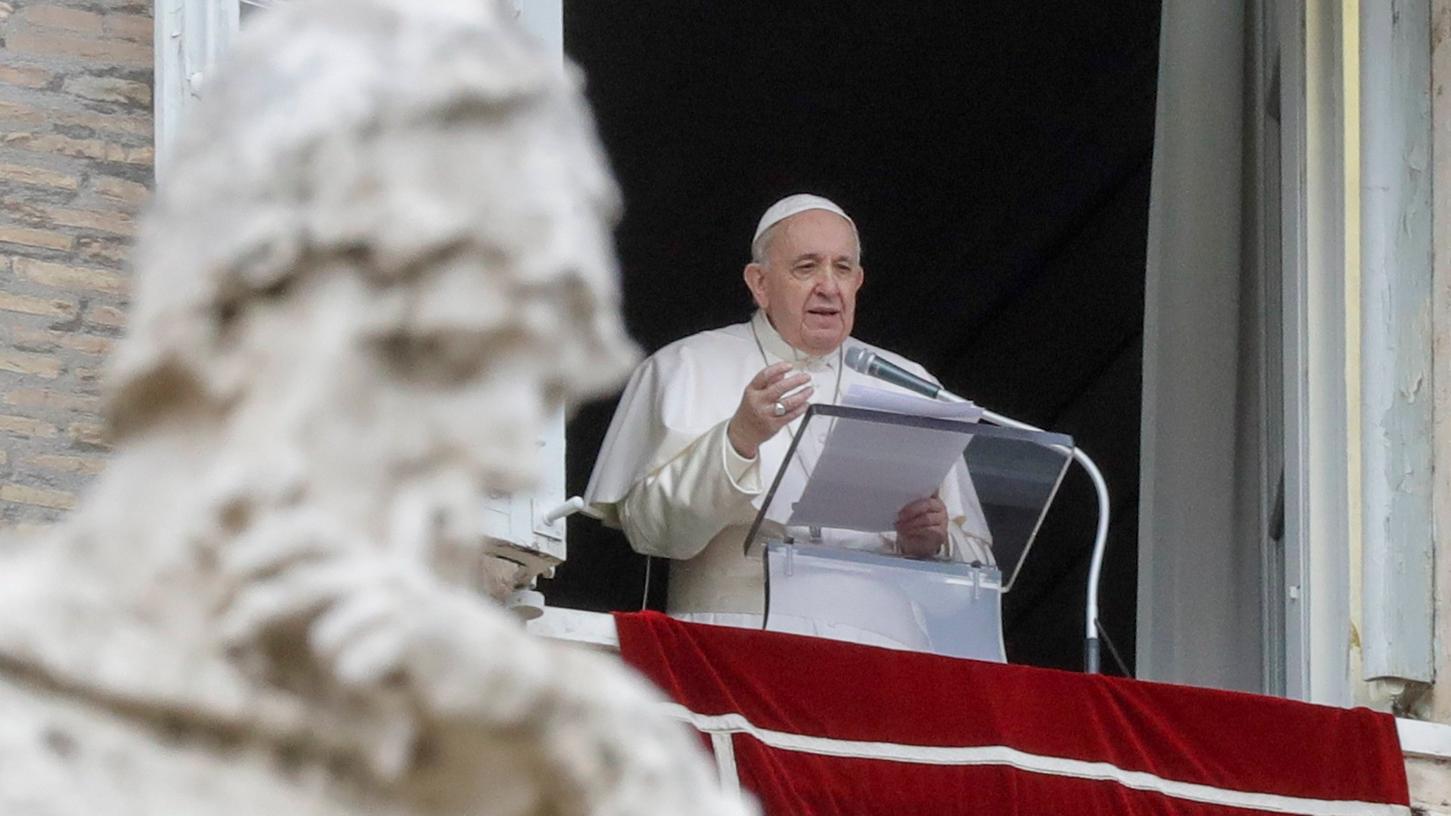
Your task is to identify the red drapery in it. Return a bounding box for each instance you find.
[615,612,1410,816]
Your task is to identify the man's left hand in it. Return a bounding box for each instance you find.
[895,496,948,558]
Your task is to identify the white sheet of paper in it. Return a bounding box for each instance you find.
[786,389,979,532]
[841,380,986,418]
[839,384,984,421]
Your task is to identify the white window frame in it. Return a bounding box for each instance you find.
[1281,0,1437,708]
[1279,0,1353,707]
[153,0,239,177]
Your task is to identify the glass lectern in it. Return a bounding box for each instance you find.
[742,404,1073,661]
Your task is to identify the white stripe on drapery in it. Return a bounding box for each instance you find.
[660,704,1410,816]
[710,731,741,797]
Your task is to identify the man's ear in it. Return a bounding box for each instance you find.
[743,262,770,309]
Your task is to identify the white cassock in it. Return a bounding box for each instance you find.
[583,310,994,634]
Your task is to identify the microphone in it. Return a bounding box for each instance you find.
[844,346,943,399]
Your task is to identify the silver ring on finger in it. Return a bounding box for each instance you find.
[772,401,786,417]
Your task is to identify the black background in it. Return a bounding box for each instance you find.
[547,1,1162,675]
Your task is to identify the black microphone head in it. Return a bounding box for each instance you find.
[844,346,874,373]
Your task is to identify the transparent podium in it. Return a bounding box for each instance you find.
[742,404,1073,662]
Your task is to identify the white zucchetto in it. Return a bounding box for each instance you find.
[752,193,856,245]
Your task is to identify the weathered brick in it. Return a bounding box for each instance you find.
[0,484,76,511]
[42,206,135,236]
[7,328,111,357]
[25,453,104,476]
[14,257,127,295]
[0,101,48,128]
[0,415,59,438]
[92,175,149,206]
[16,5,105,35]
[0,201,47,225]
[0,162,81,192]
[83,303,126,328]
[75,239,129,265]
[60,333,111,356]
[6,326,58,352]
[0,65,53,89]
[4,27,151,68]
[62,74,151,106]
[1,132,152,166]
[4,387,101,414]
[61,332,110,354]
[51,106,150,140]
[0,225,72,251]
[0,102,152,139]
[103,12,152,43]
[0,290,78,320]
[0,100,148,138]
[68,420,109,449]
[0,349,63,378]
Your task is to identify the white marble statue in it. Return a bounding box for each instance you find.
[0,1,751,813]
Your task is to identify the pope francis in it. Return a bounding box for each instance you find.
[584,194,993,630]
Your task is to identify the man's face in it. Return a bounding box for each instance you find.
[745,209,864,357]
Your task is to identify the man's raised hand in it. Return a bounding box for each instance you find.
[726,361,813,458]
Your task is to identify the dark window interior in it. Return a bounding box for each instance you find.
[547,1,1161,675]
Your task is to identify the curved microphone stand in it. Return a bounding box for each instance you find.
[938,390,1111,673]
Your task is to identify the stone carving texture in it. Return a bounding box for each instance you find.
[0,1,751,813]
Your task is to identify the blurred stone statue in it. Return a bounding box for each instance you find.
[0,1,749,813]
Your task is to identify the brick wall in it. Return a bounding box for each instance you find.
[0,0,151,528]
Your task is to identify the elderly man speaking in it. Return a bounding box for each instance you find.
[584,194,992,628]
